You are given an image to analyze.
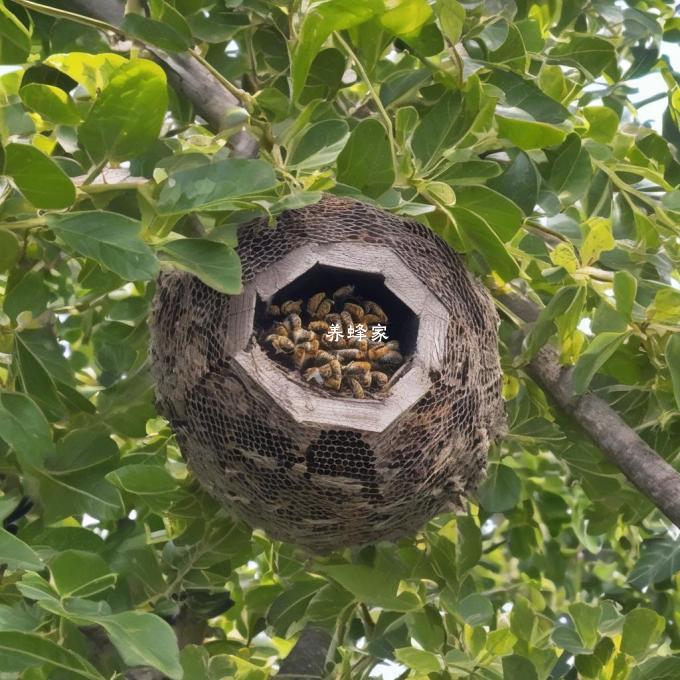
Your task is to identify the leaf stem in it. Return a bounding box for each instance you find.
[1,217,46,230]
[191,51,255,111]
[633,91,667,109]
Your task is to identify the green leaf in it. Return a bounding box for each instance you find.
[454,185,524,241]
[502,654,538,680]
[0,631,104,679]
[457,516,481,574]
[336,119,395,198]
[49,550,116,598]
[412,92,462,169]
[121,14,192,53]
[569,603,601,649]
[621,608,665,659]
[47,211,159,281]
[0,392,54,469]
[609,273,635,324]
[451,206,519,281]
[496,114,567,150]
[37,469,124,523]
[487,70,569,124]
[19,84,82,125]
[549,133,592,204]
[79,59,168,163]
[4,143,76,210]
[629,536,680,589]
[0,528,42,571]
[457,593,494,626]
[572,332,627,394]
[580,217,614,265]
[584,106,619,144]
[51,428,118,474]
[13,332,64,420]
[0,2,31,64]
[0,229,21,273]
[44,52,127,97]
[394,647,442,673]
[549,34,616,78]
[158,238,243,295]
[106,464,179,495]
[476,463,521,513]
[97,611,182,679]
[380,0,432,38]
[435,0,465,44]
[488,151,539,214]
[267,580,321,636]
[550,242,579,274]
[290,0,383,101]
[156,158,278,214]
[287,119,350,170]
[319,564,420,612]
[667,335,680,411]
[405,605,446,651]
[2,271,49,321]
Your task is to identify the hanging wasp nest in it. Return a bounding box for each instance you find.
[150,195,505,552]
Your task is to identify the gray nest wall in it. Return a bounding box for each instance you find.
[149,195,505,552]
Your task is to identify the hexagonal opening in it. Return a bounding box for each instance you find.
[252,263,419,399]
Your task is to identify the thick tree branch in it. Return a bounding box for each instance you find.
[277,626,333,679]
[499,292,680,528]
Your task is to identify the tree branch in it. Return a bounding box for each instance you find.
[277,626,333,679]
[499,291,680,528]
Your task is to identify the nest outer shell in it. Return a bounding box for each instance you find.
[149,194,506,552]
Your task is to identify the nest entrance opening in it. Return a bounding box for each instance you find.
[253,264,419,399]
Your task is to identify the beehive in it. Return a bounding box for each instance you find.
[149,195,505,552]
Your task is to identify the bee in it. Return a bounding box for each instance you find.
[271,322,288,337]
[376,350,403,365]
[368,345,391,361]
[308,320,330,334]
[343,302,365,321]
[324,377,342,391]
[347,336,368,351]
[285,312,302,330]
[303,366,324,385]
[265,335,295,354]
[325,312,342,325]
[335,348,365,362]
[347,376,364,399]
[281,299,303,315]
[293,346,310,369]
[364,301,388,323]
[306,292,326,316]
[321,334,346,350]
[363,314,384,326]
[345,360,372,375]
[315,350,335,365]
[371,371,389,389]
[292,328,315,343]
[386,340,400,351]
[329,358,342,379]
[266,303,281,317]
[314,298,333,319]
[332,284,354,301]
[297,339,320,353]
[340,310,354,334]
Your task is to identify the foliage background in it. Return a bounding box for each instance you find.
[0,0,680,678]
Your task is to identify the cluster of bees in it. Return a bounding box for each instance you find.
[260,285,405,399]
